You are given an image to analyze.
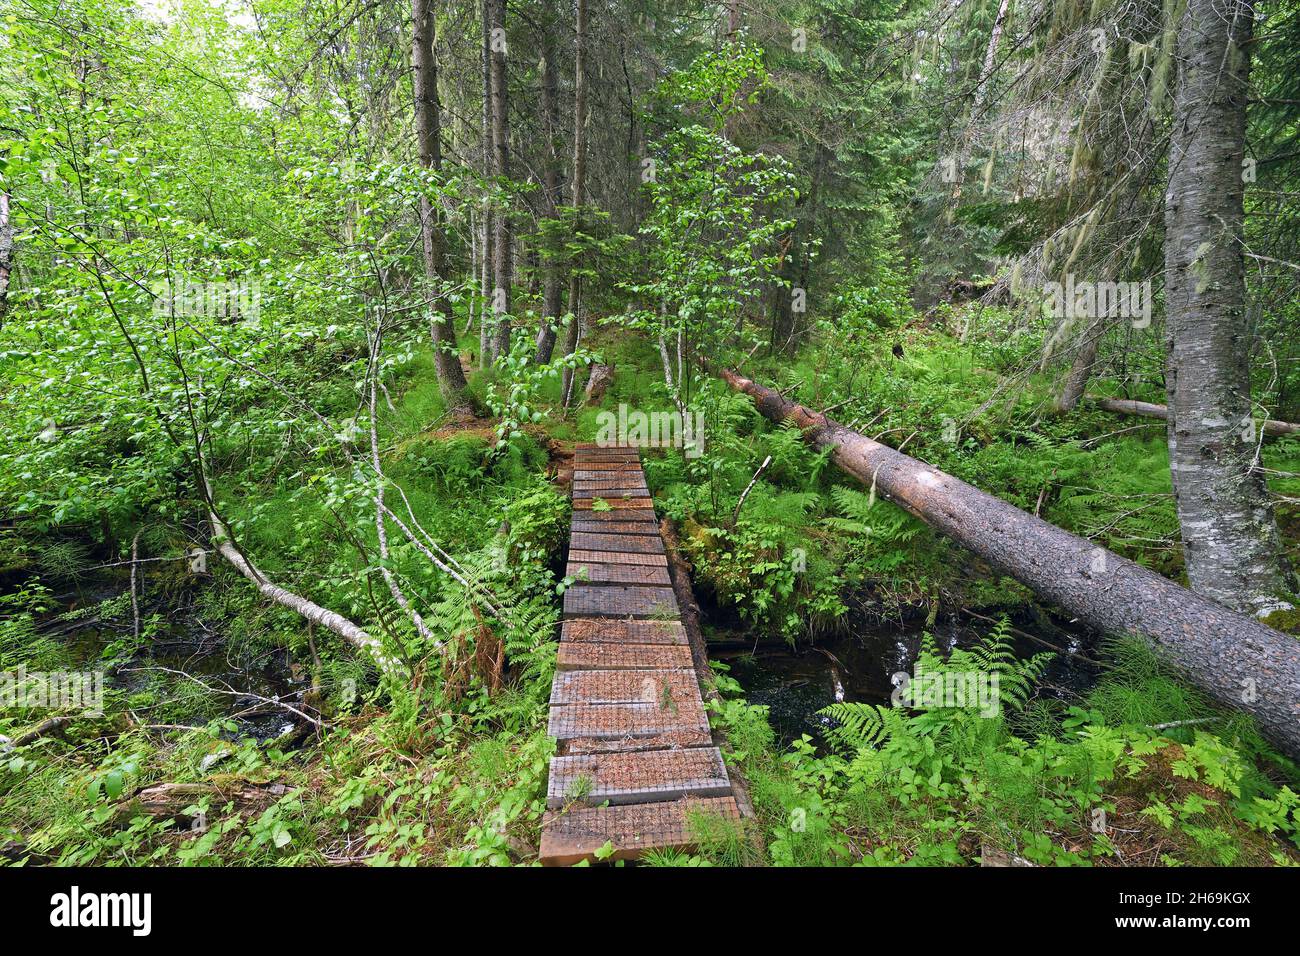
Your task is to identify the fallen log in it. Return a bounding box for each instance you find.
[116,780,293,828]
[1091,396,1300,438]
[659,517,764,863]
[201,462,401,677]
[719,367,1300,759]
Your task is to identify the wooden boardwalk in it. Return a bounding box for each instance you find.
[538,444,741,865]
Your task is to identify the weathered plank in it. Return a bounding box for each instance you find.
[573,486,651,500]
[547,699,710,743]
[574,497,655,511]
[563,584,678,618]
[573,468,645,480]
[567,560,672,585]
[569,519,661,536]
[556,642,694,671]
[560,618,687,644]
[569,532,665,554]
[547,747,731,808]
[538,797,741,866]
[550,668,701,706]
[573,477,650,490]
[574,476,650,489]
[575,453,640,464]
[567,549,669,567]
[570,508,658,524]
[572,461,644,473]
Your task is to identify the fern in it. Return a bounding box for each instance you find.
[819,617,1053,753]
[820,702,903,750]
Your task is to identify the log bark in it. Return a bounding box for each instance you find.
[533,23,563,365]
[487,0,513,361]
[118,781,293,827]
[1163,0,1292,615]
[560,0,588,407]
[719,367,1300,759]
[211,527,398,676]
[479,0,494,369]
[1091,396,1300,438]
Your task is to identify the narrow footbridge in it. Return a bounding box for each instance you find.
[538,443,742,865]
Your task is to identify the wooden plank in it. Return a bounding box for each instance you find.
[574,476,650,486]
[547,747,730,808]
[538,797,741,865]
[573,468,644,480]
[556,643,694,671]
[569,519,660,536]
[574,489,650,504]
[572,461,643,473]
[575,453,640,464]
[569,532,664,554]
[567,561,671,585]
[573,477,649,489]
[563,584,678,618]
[560,618,687,644]
[573,484,650,498]
[550,668,700,706]
[574,497,655,511]
[568,549,668,567]
[548,699,709,742]
[571,508,658,524]
[574,493,651,506]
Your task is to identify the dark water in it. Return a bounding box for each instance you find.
[721,613,1103,746]
[52,583,301,742]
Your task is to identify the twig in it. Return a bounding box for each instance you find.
[129,529,142,642]
[1147,717,1219,731]
[124,665,325,728]
[733,455,772,524]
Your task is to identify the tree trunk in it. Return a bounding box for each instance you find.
[1093,397,1300,437]
[488,0,513,361]
[1164,0,1292,615]
[972,0,1011,117]
[719,367,1300,759]
[413,0,470,404]
[479,0,494,369]
[1055,321,1103,412]
[207,491,398,676]
[534,23,563,365]
[479,208,492,368]
[0,189,12,329]
[560,0,588,406]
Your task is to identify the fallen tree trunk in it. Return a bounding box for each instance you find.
[201,459,401,677]
[1091,396,1300,438]
[211,529,400,677]
[719,368,1300,759]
